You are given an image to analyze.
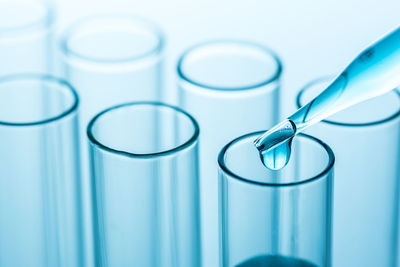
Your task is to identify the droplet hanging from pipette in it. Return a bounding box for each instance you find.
[254,27,400,171]
[253,119,296,170]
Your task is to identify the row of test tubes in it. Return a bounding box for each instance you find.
[1,1,400,267]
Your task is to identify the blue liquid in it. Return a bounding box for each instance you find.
[236,255,317,267]
[254,27,400,170]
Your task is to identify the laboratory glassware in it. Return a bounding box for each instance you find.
[60,15,165,265]
[177,40,282,266]
[87,102,201,267]
[0,74,84,266]
[219,132,334,267]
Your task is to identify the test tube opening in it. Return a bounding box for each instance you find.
[177,40,282,91]
[0,74,78,126]
[60,14,164,65]
[87,102,199,157]
[219,132,334,186]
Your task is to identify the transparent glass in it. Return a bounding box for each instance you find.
[0,0,55,75]
[177,40,282,266]
[297,77,400,267]
[0,75,83,266]
[60,15,165,265]
[218,132,334,267]
[87,102,201,267]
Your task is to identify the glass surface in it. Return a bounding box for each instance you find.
[0,0,55,75]
[297,77,400,267]
[87,102,201,267]
[177,40,282,266]
[218,132,334,267]
[60,15,165,266]
[0,75,84,266]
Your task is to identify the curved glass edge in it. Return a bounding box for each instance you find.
[218,131,335,187]
[296,76,400,127]
[177,39,283,91]
[87,101,200,158]
[0,0,55,37]
[59,14,165,65]
[0,73,79,127]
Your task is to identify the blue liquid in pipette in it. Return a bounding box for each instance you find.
[254,27,400,170]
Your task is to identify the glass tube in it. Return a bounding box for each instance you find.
[60,15,164,265]
[0,74,83,266]
[0,0,55,75]
[87,102,201,267]
[218,132,334,267]
[177,40,282,266]
[297,77,400,267]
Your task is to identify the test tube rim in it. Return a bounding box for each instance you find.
[0,73,79,127]
[59,13,165,65]
[0,0,55,37]
[87,101,200,158]
[177,39,282,91]
[218,132,335,187]
[296,76,400,127]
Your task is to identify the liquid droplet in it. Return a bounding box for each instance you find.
[253,119,296,170]
[260,138,292,170]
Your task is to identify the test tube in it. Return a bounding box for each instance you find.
[60,15,164,265]
[0,75,83,266]
[218,132,334,267]
[296,77,400,267]
[87,102,201,267]
[177,40,282,265]
[0,0,55,75]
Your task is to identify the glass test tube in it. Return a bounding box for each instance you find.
[0,75,83,266]
[218,132,334,267]
[0,0,55,75]
[60,15,164,265]
[177,40,282,266]
[87,102,201,267]
[297,77,400,267]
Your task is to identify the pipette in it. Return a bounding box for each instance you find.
[254,27,400,170]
